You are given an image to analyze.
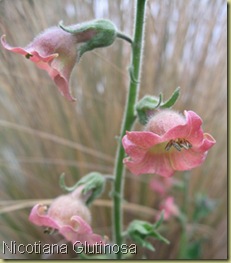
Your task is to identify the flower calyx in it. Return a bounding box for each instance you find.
[59,19,117,60]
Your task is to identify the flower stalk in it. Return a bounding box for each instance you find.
[112,0,147,259]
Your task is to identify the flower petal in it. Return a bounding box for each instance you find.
[163,111,204,145]
[124,151,175,177]
[122,131,163,162]
[59,216,104,245]
[126,131,162,148]
[53,74,76,101]
[1,35,29,56]
[29,204,59,229]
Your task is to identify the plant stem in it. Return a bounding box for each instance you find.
[178,172,190,259]
[113,0,147,259]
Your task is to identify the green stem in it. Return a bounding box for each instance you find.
[178,172,190,259]
[112,0,147,259]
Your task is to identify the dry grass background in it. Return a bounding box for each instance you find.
[0,0,227,259]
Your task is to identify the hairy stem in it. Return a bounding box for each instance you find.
[113,0,147,259]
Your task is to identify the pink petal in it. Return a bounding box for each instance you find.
[169,133,215,171]
[122,131,163,162]
[1,35,58,62]
[126,131,162,148]
[29,204,59,229]
[163,111,204,145]
[53,74,76,101]
[59,216,104,245]
[169,148,207,170]
[198,133,216,151]
[124,151,174,177]
[1,35,28,56]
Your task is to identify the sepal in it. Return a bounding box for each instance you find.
[125,216,169,251]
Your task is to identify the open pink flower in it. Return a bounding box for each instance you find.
[1,26,95,101]
[157,196,179,221]
[29,187,104,245]
[122,110,216,177]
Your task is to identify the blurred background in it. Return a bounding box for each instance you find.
[0,0,227,259]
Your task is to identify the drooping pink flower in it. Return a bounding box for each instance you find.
[150,177,173,196]
[157,196,179,221]
[122,110,216,177]
[1,26,96,101]
[29,187,104,245]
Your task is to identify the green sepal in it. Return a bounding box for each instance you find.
[135,87,180,125]
[160,86,180,109]
[135,94,162,125]
[59,172,105,206]
[59,19,117,59]
[126,219,170,251]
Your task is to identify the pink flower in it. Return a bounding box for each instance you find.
[150,177,173,196]
[1,26,96,101]
[157,196,179,221]
[29,187,104,245]
[122,110,216,177]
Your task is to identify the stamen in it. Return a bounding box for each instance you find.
[172,141,182,151]
[25,53,33,59]
[165,138,192,151]
[43,227,56,235]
